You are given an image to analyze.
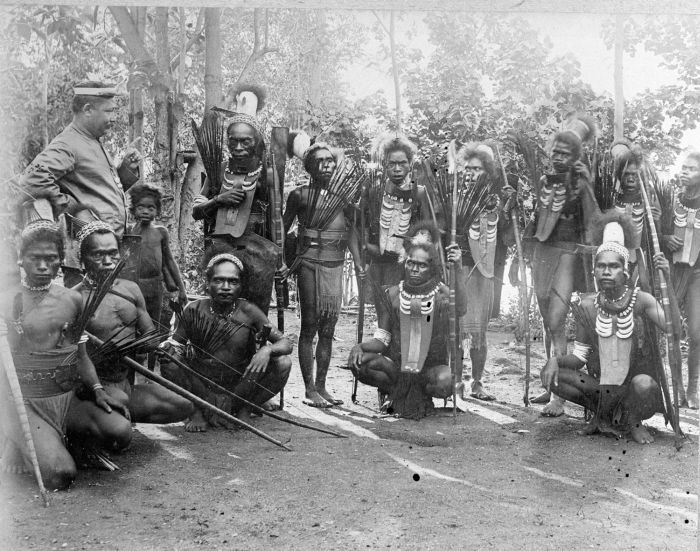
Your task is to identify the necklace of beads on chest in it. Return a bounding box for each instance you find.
[398,281,440,315]
[595,286,638,339]
[223,166,261,193]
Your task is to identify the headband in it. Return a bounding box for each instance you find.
[206,253,244,273]
[596,242,630,268]
[73,87,120,97]
[228,113,265,140]
[76,220,114,252]
[20,220,60,239]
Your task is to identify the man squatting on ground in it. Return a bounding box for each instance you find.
[530,115,600,416]
[19,81,142,288]
[0,218,131,489]
[453,142,513,402]
[192,85,278,314]
[663,152,700,409]
[348,224,466,419]
[160,254,292,432]
[283,143,363,408]
[73,221,193,425]
[364,134,431,305]
[540,212,675,444]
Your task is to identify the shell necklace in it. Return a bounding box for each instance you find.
[595,286,638,339]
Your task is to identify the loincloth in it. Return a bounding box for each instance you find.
[531,241,587,298]
[459,267,494,342]
[378,356,436,420]
[298,259,344,317]
[25,391,75,443]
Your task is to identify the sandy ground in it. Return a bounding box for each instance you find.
[1,309,698,551]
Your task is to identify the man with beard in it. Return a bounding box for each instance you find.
[364,134,431,304]
[454,143,512,401]
[663,152,700,409]
[347,224,465,419]
[530,115,601,416]
[540,214,673,444]
[160,254,292,431]
[19,81,142,287]
[283,143,363,407]
[74,222,193,424]
[192,85,278,313]
[0,217,131,489]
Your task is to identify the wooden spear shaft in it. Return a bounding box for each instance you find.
[0,323,50,506]
[352,179,368,404]
[156,349,346,438]
[637,180,683,446]
[495,145,531,406]
[449,167,460,422]
[86,333,292,451]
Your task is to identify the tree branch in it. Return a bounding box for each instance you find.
[232,9,278,89]
[108,6,156,70]
[170,8,205,72]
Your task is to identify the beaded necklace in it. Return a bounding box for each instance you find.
[223,166,262,193]
[595,286,638,339]
[398,280,441,315]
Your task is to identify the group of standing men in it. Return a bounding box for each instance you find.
[2,80,699,491]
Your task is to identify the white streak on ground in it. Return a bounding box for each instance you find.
[385,452,490,492]
[521,465,584,488]
[613,487,697,523]
[135,423,194,462]
[284,399,381,439]
[454,396,519,425]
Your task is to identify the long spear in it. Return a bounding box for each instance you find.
[637,174,684,449]
[494,144,531,406]
[447,141,460,422]
[86,332,292,451]
[0,321,50,506]
[351,175,368,404]
[156,349,345,438]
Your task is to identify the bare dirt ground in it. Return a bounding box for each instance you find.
[1,309,698,551]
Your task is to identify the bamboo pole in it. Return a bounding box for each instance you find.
[0,322,50,506]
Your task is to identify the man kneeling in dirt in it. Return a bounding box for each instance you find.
[347,224,466,419]
[74,221,194,425]
[540,214,676,444]
[160,254,292,432]
[1,218,131,489]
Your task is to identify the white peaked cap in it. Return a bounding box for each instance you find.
[596,221,629,266]
[292,132,312,160]
[475,143,494,161]
[235,91,259,117]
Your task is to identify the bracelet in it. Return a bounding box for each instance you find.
[92,383,104,392]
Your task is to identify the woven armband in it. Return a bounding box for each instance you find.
[78,333,89,345]
[373,328,392,347]
[572,341,592,363]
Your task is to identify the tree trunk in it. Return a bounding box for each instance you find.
[153,7,180,254]
[129,7,146,175]
[389,11,401,133]
[204,8,223,110]
[308,12,325,109]
[613,14,624,140]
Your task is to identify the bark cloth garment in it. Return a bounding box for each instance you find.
[295,228,348,317]
[670,194,700,304]
[379,280,456,419]
[19,122,139,270]
[572,292,664,433]
[3,346,80,441]
[166,298,257,425]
